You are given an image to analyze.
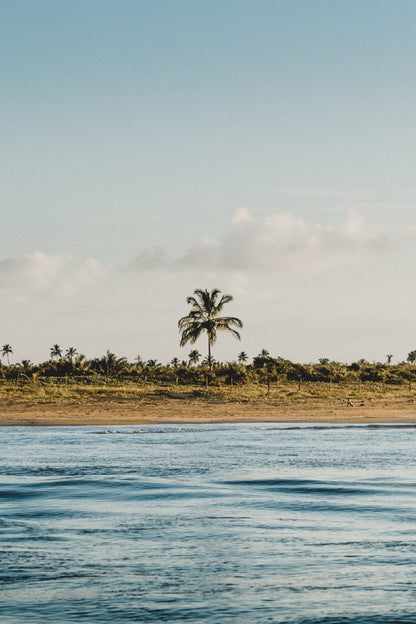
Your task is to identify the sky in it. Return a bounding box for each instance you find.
[2,0,416,365]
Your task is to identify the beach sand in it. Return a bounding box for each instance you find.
[1,396,416,426]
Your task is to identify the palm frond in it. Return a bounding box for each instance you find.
[179,323,204,347]
[216,294,233,312]
[215,316,243,328]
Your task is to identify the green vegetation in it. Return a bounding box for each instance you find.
[1,347,416,405]
[1,288,415,405]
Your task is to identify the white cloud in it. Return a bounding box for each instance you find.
[8,211,404,301]
[131,210,407,273]
[0,252,105,298]
[231,206,252,225]
[130,245,167,270]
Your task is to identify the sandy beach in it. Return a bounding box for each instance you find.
[1,396,416,426]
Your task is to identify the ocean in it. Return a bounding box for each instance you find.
[1,423,416,623]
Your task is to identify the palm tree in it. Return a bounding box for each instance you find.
[1,344,13,366]
[408,350,416,365]
[238,351,248,364]
[179,288,243,370]
[104,351,127,376]
[188,349,201,366]
[50,344,62,360]
[146,359,160,367]
[65,347,77,363]
[386,354,393,365]
[74,353,89,372]
[170,357,180,368]
[253,349,273,369]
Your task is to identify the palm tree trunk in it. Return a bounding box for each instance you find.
[208,338,212,371]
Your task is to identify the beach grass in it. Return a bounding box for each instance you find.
[1,376,414,406]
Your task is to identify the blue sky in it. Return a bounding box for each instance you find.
[2,0,416,364]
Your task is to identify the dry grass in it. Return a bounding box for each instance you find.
[1,378,416,427]
[1,378,414,406]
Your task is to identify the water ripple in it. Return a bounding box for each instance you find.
[1,424,416,623]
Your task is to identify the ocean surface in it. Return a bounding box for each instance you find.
[1,423,416,623]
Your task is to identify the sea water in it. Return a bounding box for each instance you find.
[1,423,416,623]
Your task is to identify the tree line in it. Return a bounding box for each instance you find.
[1,346,416,390]
[1,287,416,389]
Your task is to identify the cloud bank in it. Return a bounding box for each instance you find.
[1,211,410,300]
[0,252,105,298]
[131,210,405,273]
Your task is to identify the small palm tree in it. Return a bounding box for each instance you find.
[50,344,62,360]
[408,351,416,365]
[170,357,180,368]
[100,351,127,377]
[202,355,216,367]
[74,354,90,373]
[1,344,13,366]
[179,288,243,370]
[146,359,160,367]
[65,347,78,363]
[238,351,248,364]
[188,349,201,366]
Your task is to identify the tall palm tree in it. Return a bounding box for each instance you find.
[1,344,13,366]
[179,288,243,370]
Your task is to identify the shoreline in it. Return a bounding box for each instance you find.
[1,396,416,426]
